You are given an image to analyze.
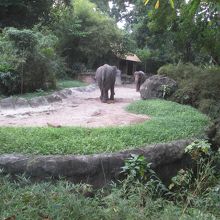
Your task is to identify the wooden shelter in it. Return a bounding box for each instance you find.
[118,54,141,75]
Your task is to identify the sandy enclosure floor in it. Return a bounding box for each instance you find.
[0,85,150,127]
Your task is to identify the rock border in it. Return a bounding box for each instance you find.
[0,84,96,110]
[0,139,193,188]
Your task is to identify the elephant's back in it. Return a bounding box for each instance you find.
[95,64,116,88]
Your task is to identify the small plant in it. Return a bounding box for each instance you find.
[121,154,154,182]
[169,169,193,201]
[185,139,212,160]
[169,169,193,190]
[168,140,219,207]
[120,154,169,198]
[161,84,171,99]
[173,140,219,216]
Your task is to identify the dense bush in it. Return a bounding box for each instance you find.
[0,28,62,95]
[0,71,21,95]
[158,64,220,118]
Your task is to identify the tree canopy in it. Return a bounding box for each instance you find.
[0,0,219,94]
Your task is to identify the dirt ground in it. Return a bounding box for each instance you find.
[0,84,149,127]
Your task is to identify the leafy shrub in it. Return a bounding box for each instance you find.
[121,154,153,182]
[198,99,220,119]
[70,62,87,78]
[0,71,21,95]
[0,63,13,73]
[158,63,202,81]
[0,27,59,95]
[119,140,220,218]
[158,63,220,118]
[6,28,38,51]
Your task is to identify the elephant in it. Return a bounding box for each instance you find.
[134,71,146,92]
[95,64,118,103]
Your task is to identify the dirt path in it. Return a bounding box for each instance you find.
[0,85,149,127]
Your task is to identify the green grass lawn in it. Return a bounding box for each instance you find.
[0,99,210,155]
[11,80,86,100]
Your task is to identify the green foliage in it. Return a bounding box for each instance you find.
[1,172,219,220]
[168,140,215,200]
[1,139,219,219]
[0,100,209,155]
[49,0,130,72]
[121,154,153,182]
[0,32,18,72]
[0,0,54,27]
[0,27,60,95]
[0,0,69,28]
[158,63,220,118]
[185,139,213,159]
[169,169,193,196]
[131,0,220,67]
[168,140,220,217]
[144,0,175,9]
[120,154,169,198]
[0,71,21,95]
[136,48,153,72]
[6,28,38,51]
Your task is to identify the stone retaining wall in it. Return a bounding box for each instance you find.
[0,139,193,188]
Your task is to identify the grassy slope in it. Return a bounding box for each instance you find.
[0,100,210,155]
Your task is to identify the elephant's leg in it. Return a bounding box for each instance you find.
[136,83,138,92]
[136,81,140,92]
[100,88,104,101]
[110,86,115,100]
[102,89,108,103]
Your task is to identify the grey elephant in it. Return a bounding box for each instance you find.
[134,71,146,92]
[95,64,118,103]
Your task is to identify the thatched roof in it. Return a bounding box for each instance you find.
[124,54,141,62]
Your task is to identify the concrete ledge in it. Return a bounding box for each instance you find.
[0,139,192,187]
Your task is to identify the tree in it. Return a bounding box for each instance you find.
[50,0,129,71]
[130,0,220,66]
[0,0,70,28]
[0,28,58,94]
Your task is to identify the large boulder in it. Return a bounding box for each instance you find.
[140,75,177,99]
